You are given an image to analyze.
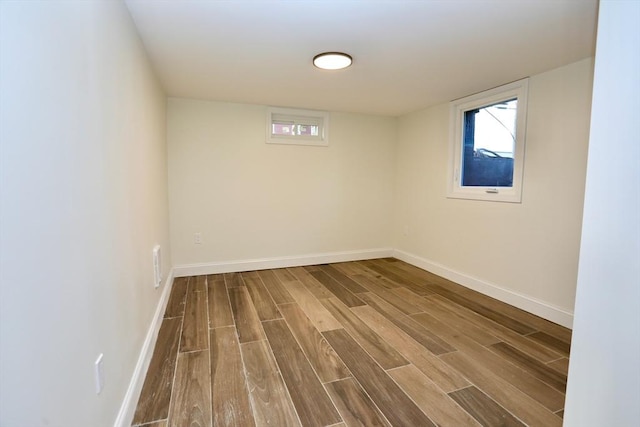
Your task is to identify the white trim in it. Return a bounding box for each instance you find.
[113,269,175,427]
[392,249,574,329]
[173,248,393,277]
[172,247,573,327]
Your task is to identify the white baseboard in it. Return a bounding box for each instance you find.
[172,248,394,277]
[393,249,574,329]
[172,247,573,327]
[113,269,175,427]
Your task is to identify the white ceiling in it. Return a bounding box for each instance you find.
[125,0,598,116]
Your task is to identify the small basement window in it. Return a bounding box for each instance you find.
[267,107,329,146]
[447,78,529,203]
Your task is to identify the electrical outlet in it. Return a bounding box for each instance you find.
[194,233,202,244]
[95,353,104,394]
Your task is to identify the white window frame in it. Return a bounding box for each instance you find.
[447,78,529,203]
[266,107,329,146]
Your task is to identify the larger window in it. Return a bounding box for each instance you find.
[447,79,529,202]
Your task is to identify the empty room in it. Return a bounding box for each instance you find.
[0,1,638,427]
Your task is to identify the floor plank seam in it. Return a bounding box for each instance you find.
[133,421,168,427]
[164,309,185,426]
[384,365,443,427]
[235,338,259,426]
[261,336,307,427]
[340,302,411,369]
[204,275,213,427]
[455,385,529,426]
[322,379,393,427]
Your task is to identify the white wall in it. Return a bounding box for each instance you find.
[564,1,640,425]
[168,98,396,270]
[393,58,594,326]
[0,2,171,426]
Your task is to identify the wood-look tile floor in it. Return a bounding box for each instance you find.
[131,258,571,427]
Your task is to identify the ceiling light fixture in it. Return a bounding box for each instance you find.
[313,52,353,70]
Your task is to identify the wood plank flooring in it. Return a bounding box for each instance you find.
[132,259,571,427]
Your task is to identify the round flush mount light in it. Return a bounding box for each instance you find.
[313,52,353,70]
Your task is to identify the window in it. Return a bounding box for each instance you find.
[448,78,529,203]
[266,107,329,146]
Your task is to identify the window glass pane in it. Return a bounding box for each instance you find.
[462,98,517,187]
[272,121,320,137]
[296,124,319,136]
[272,121,295,136]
